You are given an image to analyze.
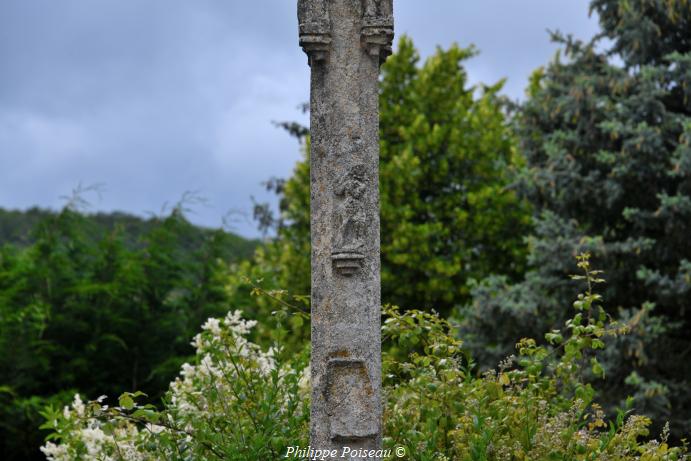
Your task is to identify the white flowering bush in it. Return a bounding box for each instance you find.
[40,393,159,461]
[40,310,309,461]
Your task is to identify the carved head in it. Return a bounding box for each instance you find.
[345,164,366,199]
[362,0,393,19]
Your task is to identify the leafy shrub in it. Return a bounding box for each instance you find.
[41,256,687,460]
[382,254,688,460]
[40,310,309,460]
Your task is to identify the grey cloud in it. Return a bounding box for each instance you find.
[0,1,596,237]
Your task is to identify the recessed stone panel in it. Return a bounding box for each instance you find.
[325,358,377,440]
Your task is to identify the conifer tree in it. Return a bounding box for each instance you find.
[463,0,691,436]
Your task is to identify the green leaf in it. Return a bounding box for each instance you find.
[119,394,134,410]
[591,358,605,379]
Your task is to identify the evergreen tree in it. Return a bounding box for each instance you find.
[462,0,691,437]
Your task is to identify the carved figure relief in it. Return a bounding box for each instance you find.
[335,164,366,251]
[332,164,367,276]
[298,0,331,64]
[360,0,394,63]
[362,0,393,25]
[325,358,377,440]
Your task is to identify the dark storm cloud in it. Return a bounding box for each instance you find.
[0,1,597,237]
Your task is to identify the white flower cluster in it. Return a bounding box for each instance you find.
[170,310,278,419]
[41,310,292,460]
[41,395,152,461]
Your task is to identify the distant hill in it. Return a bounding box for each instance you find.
[0,207,260,262]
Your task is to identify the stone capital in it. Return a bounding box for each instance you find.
[298,0,332,64]
[298,0,394,66]
[361,0,394,64]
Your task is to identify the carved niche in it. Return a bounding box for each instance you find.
[298,0,331,64]
[325,358,378,441]
[331,164,367,276]
[360,0,394,64]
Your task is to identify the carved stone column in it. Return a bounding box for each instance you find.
[298,0,393,457]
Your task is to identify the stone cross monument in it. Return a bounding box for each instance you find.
[298,0,394,456]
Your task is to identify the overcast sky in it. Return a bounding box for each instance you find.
[0,1,600,237]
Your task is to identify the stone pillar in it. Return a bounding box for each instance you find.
[298,0,393,457]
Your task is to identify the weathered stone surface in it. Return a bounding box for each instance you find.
[325,358,377,440]
[298,0,393,457]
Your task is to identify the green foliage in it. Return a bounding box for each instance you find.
[462,0,691,438]
[382,257,684,460]
[40,311,310,461]
[41,256,688,460]
[0,206,259,260]
[0,390,76,461]
[378,38,530,313]
[235,36,531,332]
[591,0,690,68]
[0,206,255,460]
